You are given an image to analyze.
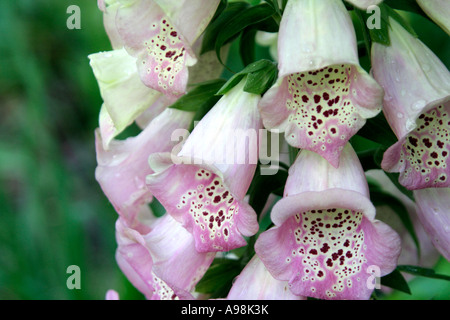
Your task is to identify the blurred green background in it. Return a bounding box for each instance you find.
[0,0,448,300]
[0,0,142,299]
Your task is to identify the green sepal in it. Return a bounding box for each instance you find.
[381,269,412,295]
[217,59,278,96]
[169,79,227,131]
[397,265,450,282]
[213,3,277,65]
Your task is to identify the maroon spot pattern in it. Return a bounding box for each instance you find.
[152,275,179,300]
[399,104,449,188]
[287,208,366,298]
[284,64,362,159]
[176,169,238,251]
[143,17,186,91]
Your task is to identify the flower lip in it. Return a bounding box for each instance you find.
[270,189,376,227]
[115,0,197,98]
[255,189,401,300]
[147,152,227,192]
[381,101,450,190]
[260,63,382,167]
[255,202,401,300]
[146,153,259,253]
[113,0,221,98]
[371,18,450,190]
[371,18,450,141]
[383,90,450,142]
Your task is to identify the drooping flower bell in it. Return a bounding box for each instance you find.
[93,1,227,145]
[92,1,172,146]
[255,143,401,300]
[226,255,305,300]
[146,78,261,253]
[258,0,383,167]
[95,108,194,228]
[115,214,215,300]
[89,49,168,149]
[414,188,450,261]
[114,0,221,98]
[372,19,450,190]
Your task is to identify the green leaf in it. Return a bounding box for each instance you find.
[355,3,418,47]
[354,9,373,58]
[239,27,257,67]
[383,0,431,21]
[169,79,227,131]
[243,62,278,95]
[201,2,250,55]
[383,4,418,38]
[217,59,278,96]
[397,265,450,281]
[381,269,412,294]
[216,73,246,95]
[368,5,391,46]
[214,3,276,64]
[251,16,279,32]
[169,79,227,112]
[369,189,421,258]
[263,0,280,16]
[195,258,244,298]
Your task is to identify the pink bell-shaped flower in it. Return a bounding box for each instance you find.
[414,188,450,261]
[372,19,450,190]
[146,78,261,253]
[114,0,221,98]
[95,108,194,228]
[115,214,215,300]
[258,0,383,167]
[226,255,306,300]
[255,143,401,300]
